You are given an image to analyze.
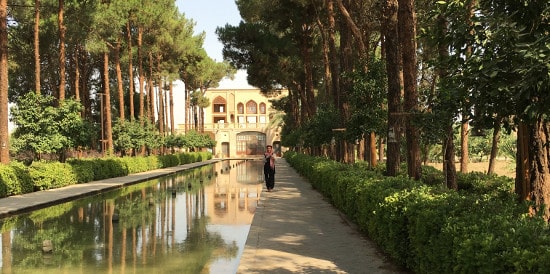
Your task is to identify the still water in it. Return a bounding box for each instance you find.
[0,159,264,274]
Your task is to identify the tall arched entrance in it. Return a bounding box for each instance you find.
[236,131,266,156]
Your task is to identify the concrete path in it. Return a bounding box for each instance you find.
[237,158,409,274]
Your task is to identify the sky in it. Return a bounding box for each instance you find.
[170,0,254,126]
[175,0,252,89]
[176,0,241,62]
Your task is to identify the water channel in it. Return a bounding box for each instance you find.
[0,159,264,274]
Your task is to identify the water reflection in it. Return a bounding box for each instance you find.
[0,159,264,274]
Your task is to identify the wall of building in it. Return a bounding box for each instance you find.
[177,88,287,158]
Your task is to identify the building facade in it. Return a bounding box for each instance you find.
[179,88,286,158]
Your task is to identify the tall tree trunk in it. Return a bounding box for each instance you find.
[156,57,164,138]
[127,21,134,121]
[327,0,340,112]
[74,46,80,102]
[337,1,353,163]
[185,88,190,133]
[34,0,41,94]
[148,77,154,125]
[460,0,476,173]
[370,132,378,167]
[335,0,367,56]
[516,123,530,200]
[515,120,550,220]
[148,52,155,125]
[317,17,331,104]
[158,79,165,136]
[487,124,501,175]
[0,0,8,164]
[169,82,174,134]
[444,125,457,189]
[379,136,384,163]
[78,45,91,119]
[460,122,469,172]
[115,37,124,121]
[527,119,550,220]
[301,25,316,119]
[384,0,402,176]
[399,0,421,180]
[437,13,457,189]
[58,0,66,101]
[138,27,144,124]
[103,52,113,155]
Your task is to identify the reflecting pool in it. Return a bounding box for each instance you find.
[0,159,264,274]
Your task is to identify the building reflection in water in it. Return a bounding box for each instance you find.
[210,160,263,225]
[0,159,264,274]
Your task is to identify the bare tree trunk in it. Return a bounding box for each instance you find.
[169,82,174,134]
[370,132,378,167]
[384,0,402,176]
[327,0,340,111]
[487,124,501,175]
[527,119,550,220]
[156,57,164,138]
[0,0,8,164]
[337,2,353,163]
[34,0,41,94]
[302,26,316,119]
[58,0,66,101]
[148,52,155,125]
[315,7,332,104]
[103,52,113,154]
[515,120,550,220]
[158,79,165,136]
[516,123,530,200]
[399,0,421,180]
[437,13,456,189]
[127,21,134,121]
[460,122,469,172]
[74,47,80,102]
[460,0,476,173]
[444,125,457,190]
[185,88,190,133]
[379,136,384,163]
[115,36,124,121]
[138,27,145,124]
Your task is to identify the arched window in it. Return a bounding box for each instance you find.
[213,96,226,113]
[246,100,257,114]
[259,102,266,114]
[237,103,244,114]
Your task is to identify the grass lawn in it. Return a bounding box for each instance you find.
[427,159,516,178]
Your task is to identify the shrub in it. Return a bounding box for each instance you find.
[67,159,95,183]
[9,161,33,194]
[0,165,14,197]
[29,161,78,190]
[284,152,550,273]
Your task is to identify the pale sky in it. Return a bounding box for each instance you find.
[175,0,253,88]
[176,0,242,62]
[173,0,253,126]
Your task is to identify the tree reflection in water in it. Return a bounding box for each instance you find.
[0,159,262,273]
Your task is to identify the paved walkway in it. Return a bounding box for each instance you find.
[237,158,408,274]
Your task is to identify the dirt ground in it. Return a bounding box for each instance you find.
[427,160,516,178]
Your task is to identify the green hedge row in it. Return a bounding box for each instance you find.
[284,151,550,273]
[0,151,212,196]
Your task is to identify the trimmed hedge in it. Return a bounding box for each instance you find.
[284,151,550,273]
[0,151,212,197]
